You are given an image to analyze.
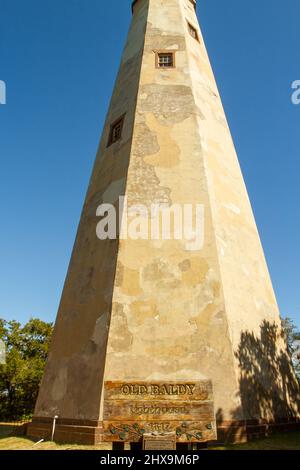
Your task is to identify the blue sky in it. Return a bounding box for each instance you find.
[0,0,299,328]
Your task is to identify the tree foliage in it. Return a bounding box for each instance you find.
[281,317,300,380]
[0,318,53,421]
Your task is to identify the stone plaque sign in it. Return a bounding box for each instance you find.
[143,433,176,450]
[103,381,216,443]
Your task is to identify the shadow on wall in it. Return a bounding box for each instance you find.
[216,320,300,443]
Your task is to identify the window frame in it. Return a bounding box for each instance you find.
[187,21,200,42]
[155,50,176,69]
[107,114,126,147]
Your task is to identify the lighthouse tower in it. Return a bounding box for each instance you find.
[28,0,299,446]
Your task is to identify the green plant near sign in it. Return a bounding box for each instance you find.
[110,423,146,441]
[175,422,213,441]
[110,421,213,442]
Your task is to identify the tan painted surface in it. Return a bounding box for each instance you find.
[33,0,299,430]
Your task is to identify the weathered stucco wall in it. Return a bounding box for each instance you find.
[103,0,240,421]
[178,0,299,419]
[33,0,299,426]
[34,0,149,420]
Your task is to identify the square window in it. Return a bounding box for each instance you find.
[187,22,199,41]
[107,115,125,147]
[157,52,175,68]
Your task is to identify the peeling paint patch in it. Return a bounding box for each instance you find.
[144,114,181,168]
[109,303,133,353]
[140,84,200,125]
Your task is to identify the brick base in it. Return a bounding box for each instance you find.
[216,418,300,444]
[27,417,103,445]
[27,416,300,446]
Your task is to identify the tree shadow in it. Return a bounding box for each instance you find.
[216,320,300,444]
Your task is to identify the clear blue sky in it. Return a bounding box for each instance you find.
[0,0,299,328]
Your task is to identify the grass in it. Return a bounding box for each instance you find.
[0,423,112,450]
[211,431,300,450]
[0,437,112,451]
[0,423,299,450]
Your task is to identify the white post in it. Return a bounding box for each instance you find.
[51,415,59,441]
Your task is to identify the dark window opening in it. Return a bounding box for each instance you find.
[107,115,125,147]
[187,22,199,42]
[157,52,175,68]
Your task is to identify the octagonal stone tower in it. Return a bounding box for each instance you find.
[28,0,299,445]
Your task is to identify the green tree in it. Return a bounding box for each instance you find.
[0,318,53,421]
[281,317,300,380]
